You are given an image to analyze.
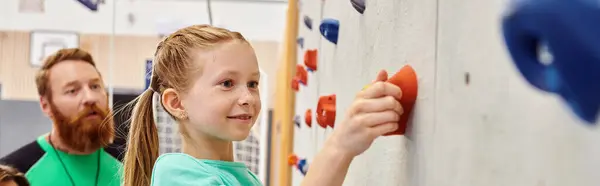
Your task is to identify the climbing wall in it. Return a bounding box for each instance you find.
[291,0,437,185]
[290,0,324,184]
[290,0,600,186]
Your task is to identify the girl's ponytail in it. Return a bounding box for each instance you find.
[122,89,159,186]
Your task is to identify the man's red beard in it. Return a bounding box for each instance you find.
[50,102,115,153]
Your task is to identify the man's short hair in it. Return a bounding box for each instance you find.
[34,48,98,97]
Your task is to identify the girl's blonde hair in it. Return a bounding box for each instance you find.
[122,25,248,186]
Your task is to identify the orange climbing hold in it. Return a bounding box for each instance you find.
[384,65,418,136]
[305,109,312,127]
[316,94,336,128]
[304,49,318,71]
[291,78,300,92]
[296,64,308,85]
[288,154,298,166]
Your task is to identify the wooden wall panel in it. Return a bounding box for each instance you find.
[270,0,298,185]
[0,31,35,100]
[0,31,4,84]
[81,34,162,92]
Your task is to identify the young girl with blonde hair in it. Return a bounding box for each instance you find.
[123,25,404,186]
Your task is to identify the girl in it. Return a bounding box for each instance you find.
[123,25,403,186]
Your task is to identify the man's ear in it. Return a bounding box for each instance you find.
[161,88,187,120]
[40,96,53,118]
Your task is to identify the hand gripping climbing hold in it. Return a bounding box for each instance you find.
[296,64,308,85]
[305,109,312,128]
[316,94,336,128]
[304,49,318,72]
[385,65,418,136]
[320,18,339,44]
[351,0,366,14]
[502,0,600,123]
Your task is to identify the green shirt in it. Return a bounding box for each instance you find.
[0,135,123,186]
[151,153,262,186]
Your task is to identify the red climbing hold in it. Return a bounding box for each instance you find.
[291,78,300,92]
[304,49,318,72]
[296,64,308,85]
[384,65,418,136]
[316,94,336,128]
[305,109,312,127]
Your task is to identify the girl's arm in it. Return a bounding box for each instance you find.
[300,141,353,186]
[301,71,404,186]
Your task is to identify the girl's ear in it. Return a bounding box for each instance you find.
[161,88,187,120]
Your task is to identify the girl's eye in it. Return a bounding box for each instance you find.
[248,81,259,89]
[221,80,234,88]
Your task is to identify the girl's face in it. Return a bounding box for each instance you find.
[182,41,261,141]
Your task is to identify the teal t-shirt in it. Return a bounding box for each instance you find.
[25,135,123,186]
[151,153,262,186]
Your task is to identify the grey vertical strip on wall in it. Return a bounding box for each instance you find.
[0,100,52,157]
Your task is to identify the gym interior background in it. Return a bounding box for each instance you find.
[0,0,285,185]
[1,0,600,186]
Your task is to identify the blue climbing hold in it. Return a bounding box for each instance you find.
[297,37,304,49]
[304,16,313,30]
[502,0,600,124]
[351,0,365,14]
[320,19,339,44]
[297,159,308,175]
[77,0,99,11]
[294,115,301,128]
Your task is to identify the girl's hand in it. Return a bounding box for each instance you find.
[325,70,404,157]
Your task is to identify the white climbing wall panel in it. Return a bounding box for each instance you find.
[291,0,600,186]
[291,0,323,185]
[433,1,600,186]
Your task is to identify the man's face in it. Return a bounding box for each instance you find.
[42,60,114,153]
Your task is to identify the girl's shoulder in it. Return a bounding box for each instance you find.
[151,153,224,186]
[155,153,200,165]
[153,153,215,172]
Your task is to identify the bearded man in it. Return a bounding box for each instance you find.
[0,48,123,186]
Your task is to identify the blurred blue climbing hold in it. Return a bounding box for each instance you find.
[351,0,366,14]
[297,37,304,49]
[320,18,339,44]
[304,16,313,30]
[77,0,99,11]
[297,159,308,175]
[502,0,600,124]
[294,115,301,128]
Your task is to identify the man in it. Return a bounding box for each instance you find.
[0,48,124,186]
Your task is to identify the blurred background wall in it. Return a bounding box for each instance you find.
[0,0,286,101]
[0,0,286,172]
